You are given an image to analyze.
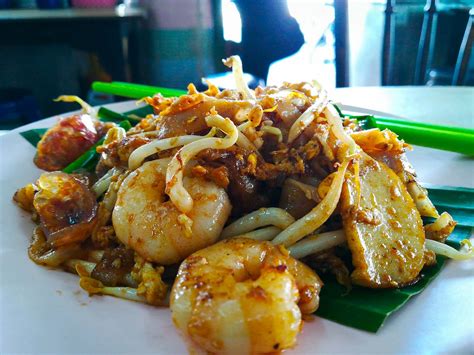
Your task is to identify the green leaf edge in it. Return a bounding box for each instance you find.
[315,226,472,332]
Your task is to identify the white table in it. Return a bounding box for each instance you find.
[332,86,474,128]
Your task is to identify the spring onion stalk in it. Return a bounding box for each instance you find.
[98,107,141,124]
[92,168,117,197]
[92,81,186,99]
[63,120,131,174]
[352,114,474,135]
[63,138,104,174]
[335,108,474,155]
[373,121,474,155]
[333,104,474,135]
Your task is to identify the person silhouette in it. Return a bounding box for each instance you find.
[232,0,305,81]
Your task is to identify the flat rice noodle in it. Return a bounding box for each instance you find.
[340,153,425,288]
[156,98,253,139]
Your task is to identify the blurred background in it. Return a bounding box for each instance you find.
[0,0,473,128]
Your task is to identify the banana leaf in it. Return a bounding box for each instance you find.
[425,184,474,228]
[20,128,47,147]
[315,223,472,332]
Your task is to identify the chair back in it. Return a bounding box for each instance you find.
[382,0,472,86]
[452,9,474,85]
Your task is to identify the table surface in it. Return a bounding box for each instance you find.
[0,7,146,21]
[332,86,474,128]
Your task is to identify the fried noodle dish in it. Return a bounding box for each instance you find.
[13,57,472,354]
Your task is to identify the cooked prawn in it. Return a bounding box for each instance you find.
[112,158,231,265]
[170,237,322,354]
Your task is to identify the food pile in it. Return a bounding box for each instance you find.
[14,57,470,354]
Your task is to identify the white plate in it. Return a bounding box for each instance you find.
[1,102,473,354]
